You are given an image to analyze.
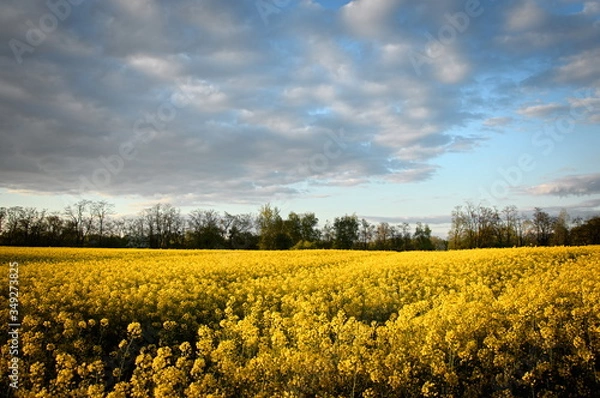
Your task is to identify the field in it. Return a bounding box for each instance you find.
[1,247,600,397]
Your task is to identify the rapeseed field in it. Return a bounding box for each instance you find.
[1,247,599,397]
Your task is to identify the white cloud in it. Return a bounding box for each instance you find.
[431,48,471,84]
[484,117,512,127]
[127,55,181,80]
[506,0,546,31]
[554,48,600,85]
[341,0,401,38]
[380,42,412,65]
[517,103,568,118]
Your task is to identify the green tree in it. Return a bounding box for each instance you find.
[300,212,320,243]
[413,222,434,250]
[257,204,290,249]
[571,216,600,245]
[333,214,359,249]
[284,212,303,245]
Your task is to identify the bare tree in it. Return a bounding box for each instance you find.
[64,200,92,246]
[224,212,257,249]
[92,200,115,246]
[532,207,553,246]
[359,218,373,250]
[399,222,412,251]
[44,212,64,246]
[515,213,527,247]
[551,209,570,246]
[501,205,518,247]
[142,203,184,248]
[0,207,6,236]
[188,209,225,248]
[464,202,479,248]
[375,222,392,250]
[477,205,500,248]
[449,205,466,249]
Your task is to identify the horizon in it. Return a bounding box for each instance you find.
[0,197,593,241]
[1,0,599,238]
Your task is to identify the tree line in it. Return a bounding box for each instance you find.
[449,202,600,249]
[0,201,443,250]
[0,200,598,250]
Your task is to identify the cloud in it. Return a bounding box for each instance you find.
[566,90,600,123]
[362,213,453,237]
[506,0,546,31]
[517,103,568,118]
[582,1,600,16]
[553,48,600,86]
[341,0,401,39]
[0,0,599,209]
[365,214,451,225]
[496,1,599,60]
[527,173,600,196]
[483,117,513,127]
[526,197,600,221]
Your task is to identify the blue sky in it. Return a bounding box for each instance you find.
[1,0,599,236]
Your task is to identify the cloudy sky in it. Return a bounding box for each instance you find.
[1,0,599,235]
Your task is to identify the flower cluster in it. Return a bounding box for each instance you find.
[0,246,599,396]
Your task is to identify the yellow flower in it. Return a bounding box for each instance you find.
[163,320,177,331]
[127,322,142,339]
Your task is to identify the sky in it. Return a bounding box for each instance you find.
[1,0,599,236]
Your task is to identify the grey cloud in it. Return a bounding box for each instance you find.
[365,214,452,224]
[527,173,600,197]
[526,198,600,221]
[1,0,599,207]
